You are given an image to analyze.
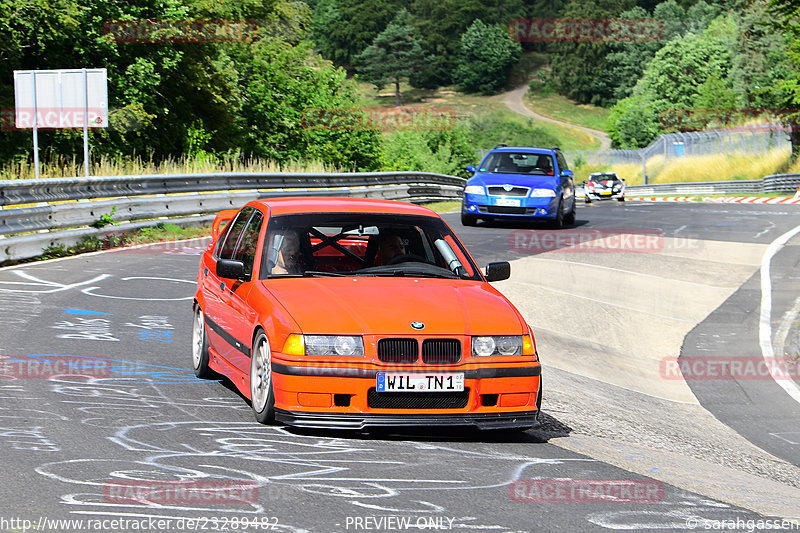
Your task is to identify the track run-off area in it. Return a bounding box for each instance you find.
[0,200,799,532]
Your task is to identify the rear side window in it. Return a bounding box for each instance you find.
[216,207,253,260]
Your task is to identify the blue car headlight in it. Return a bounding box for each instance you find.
[530,189,557,197]
[464,185,485,195]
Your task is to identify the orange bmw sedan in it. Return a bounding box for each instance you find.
[192,197,542,430]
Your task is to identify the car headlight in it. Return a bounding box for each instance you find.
[472,335,523,356]
[464,185,485,195]
[530,189,557,197]
[284,334,365,356]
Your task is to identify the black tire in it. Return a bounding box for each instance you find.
[192,306,218,379]
[563,197,576,225]
[551,198,565,229]
[250,330,275,424]
[461,213,477,226]
[617,196,625,202]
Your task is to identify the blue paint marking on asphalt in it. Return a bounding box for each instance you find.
[20,354,213,384]
[64,309,113,316]
[139,330,172,343]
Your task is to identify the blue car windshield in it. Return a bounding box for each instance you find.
[480,152,555,175]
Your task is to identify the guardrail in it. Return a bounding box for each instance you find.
[0,172,466,263]
[625,174,800,196]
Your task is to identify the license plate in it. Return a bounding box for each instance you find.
[376,372,464,392]
[495,197,520,207]
[600,190,612,195]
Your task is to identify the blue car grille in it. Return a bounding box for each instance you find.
[487,186,529,197]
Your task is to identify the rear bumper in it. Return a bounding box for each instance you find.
[275,409,540,430]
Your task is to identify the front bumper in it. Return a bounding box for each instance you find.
[274,409,540,430]
[462,193,559,219]
[586,188,624,199]
[270,360,541,429]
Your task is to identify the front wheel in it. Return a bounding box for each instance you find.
[250,331,275,424]
[461,213,477,226]
[563,197,576,225]
[192,306,218,379]
[551,198,565,229]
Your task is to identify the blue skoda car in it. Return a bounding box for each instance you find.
[461,146,576,228]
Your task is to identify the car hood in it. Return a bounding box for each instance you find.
[260,277,525,335]
[469,173,558,189]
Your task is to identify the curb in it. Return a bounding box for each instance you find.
[627,196,800,204]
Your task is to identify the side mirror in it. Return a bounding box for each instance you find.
[466,165,476,173]
[217,259,246,280]
[485,261,510,282]
[561,169,574,178]
[622,178,626,182]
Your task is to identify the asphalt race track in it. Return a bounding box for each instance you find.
[0,200,799,532]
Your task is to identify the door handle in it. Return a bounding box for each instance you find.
[220,282,225,291]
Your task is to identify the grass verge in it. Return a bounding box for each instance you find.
[574,147,792,185]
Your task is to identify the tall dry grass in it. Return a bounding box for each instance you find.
[0,155,342,180]
[575,147,792,186]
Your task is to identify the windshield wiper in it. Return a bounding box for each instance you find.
[302,270,348,277]
[359,269,456,279]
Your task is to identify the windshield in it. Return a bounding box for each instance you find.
[260,213,481,280]
[479,152,555,175]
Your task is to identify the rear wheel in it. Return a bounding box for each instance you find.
[461,212,478,226]
[192,306,218,379]
[250,330,275,424]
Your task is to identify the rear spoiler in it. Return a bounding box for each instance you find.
[211,209,239,241]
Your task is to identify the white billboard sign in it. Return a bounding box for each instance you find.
[13,68,108,177]
[14,69,108,128]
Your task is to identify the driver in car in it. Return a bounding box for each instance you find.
[375,232,407,265]
[270,231,303,275]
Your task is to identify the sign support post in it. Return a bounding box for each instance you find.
[82,68,90,178]
[32,73,40,178]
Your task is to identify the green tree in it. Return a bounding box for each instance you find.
[547,0,632,106]
[455,19,522,93]
[766,0,800,157]
[407,0,528,88]
[636,15,736,115]
[607,95,660,148]
[241,40,382,169]
[311,0,407,68]
[355,10,429,106]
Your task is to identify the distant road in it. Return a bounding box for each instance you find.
[501,84,612,151]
